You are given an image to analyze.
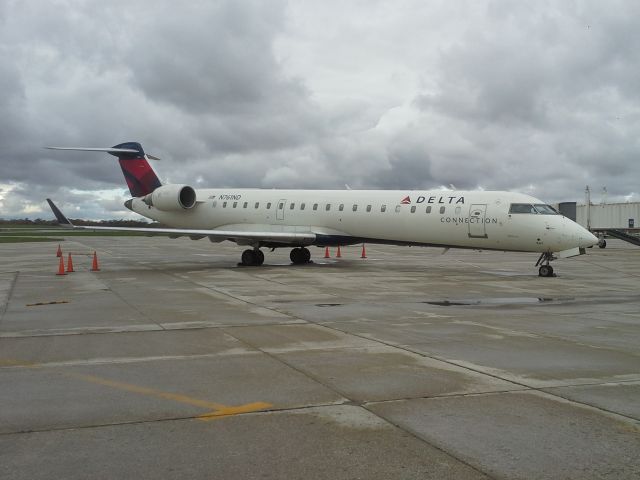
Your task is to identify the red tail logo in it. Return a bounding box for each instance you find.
[112,142,162,197]
[400,196,411,204]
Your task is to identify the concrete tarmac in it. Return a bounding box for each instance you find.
[1,236,639,479]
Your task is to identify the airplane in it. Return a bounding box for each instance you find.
[45,141,598,277]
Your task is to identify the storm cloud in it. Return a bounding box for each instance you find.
[1,0,638,219]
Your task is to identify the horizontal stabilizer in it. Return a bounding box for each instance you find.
[45,146,160,161]
[46,147,140,154]
[46,141,162,196]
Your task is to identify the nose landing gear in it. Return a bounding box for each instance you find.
[535,252,556,277]
[598,233,607,248]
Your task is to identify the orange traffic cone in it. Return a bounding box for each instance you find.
[56,244,62,257]
[66,253,74,273]
[56,256,66,276]
[360,244,367,259]
[336,246,342,258]
[91,251,100,271]
[324,247,330,258]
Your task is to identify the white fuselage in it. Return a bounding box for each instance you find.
[129,188,596,253]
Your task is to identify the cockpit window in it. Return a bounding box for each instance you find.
[509,203,560,215]
[509,203,537,214]
[533,204,559,215]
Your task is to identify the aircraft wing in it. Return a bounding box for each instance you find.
[46,199,316,245]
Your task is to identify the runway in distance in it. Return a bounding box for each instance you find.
[46,142,598,276]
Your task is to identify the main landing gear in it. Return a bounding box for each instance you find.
[239,247,312,266]
[290,247,311,265]
[535,252,556,277]
[240,248,264,266]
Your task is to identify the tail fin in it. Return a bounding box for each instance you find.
[109,142,162,197]
[46,142,162,197]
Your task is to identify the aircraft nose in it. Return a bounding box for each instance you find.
[576,226,598,248]
[560,219,598,249]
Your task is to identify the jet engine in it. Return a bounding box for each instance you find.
[142,185,197,211]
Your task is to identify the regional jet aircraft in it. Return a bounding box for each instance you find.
[46,142,597,276]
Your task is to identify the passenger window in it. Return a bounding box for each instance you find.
[243,202,248,208]
[395,205,401,213]
[223,201,227,208]
[339,204,344,212]
[439,206,445,214]
[410,206,416,213]
[366,205,372,212]
[279,202,284,210]
[213,201,217,208]
[313,203,318,211]
[326,204,331,211]
[352,204,358,212]
[455,206,461,215]
[300,203,305,210]
[426,206,431,213]
[255,202,259,209]
[266,202,271,209]
[290,203,295,210]
[233,202,238,208]
[381,205,387,212]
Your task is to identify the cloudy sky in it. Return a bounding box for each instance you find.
[1,0,639,219]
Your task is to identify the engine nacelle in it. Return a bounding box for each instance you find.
[142,184,197,211]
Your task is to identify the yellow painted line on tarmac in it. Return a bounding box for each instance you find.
[1,358,273,419]
[197,402,273,421]
[69,373,228,410]
[68,372,272,421]
[0,358,38,368]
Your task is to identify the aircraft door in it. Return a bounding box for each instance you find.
[276,199,287,221]
[468,204,488,238]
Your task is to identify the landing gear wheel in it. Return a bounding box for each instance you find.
[290,247,310,265]
[538,265,554,277]
[535,252,557,277]
[241,249,256,266]
[290,248,302,264]
[599,240,607,249]
[241,249,264,266]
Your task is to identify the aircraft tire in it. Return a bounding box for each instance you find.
[538,265,554,277]
[241,249,256,266]
[290,248,306,265]
[241,249,264,266]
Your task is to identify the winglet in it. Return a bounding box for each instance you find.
[46,199,74,227]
